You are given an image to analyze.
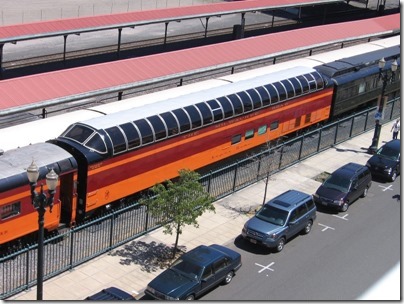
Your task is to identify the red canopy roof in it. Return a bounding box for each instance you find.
[0,0,343,42]
[0,14,399,115]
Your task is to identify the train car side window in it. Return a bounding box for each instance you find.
[217,96,234,118]
[305,113,311,123]
[247,88,262,109]
[184,105,202,129]
[264,84,279,104]
[282,79,295,99]
[134,119,154,145]
[237,91,253,112]
[296,75,310,94]
[289,77,302,95]
[256,86,270,106]
[227,94,243,115]
[245,129,254,140]
[62,124,94,144]
[358,82,366,94]
[295,116,301,128]
[273,82,287,101]
[105,126,127,154]
[206,99,224,121]
[85,133,108,154]
[1,202,21,220]
[195,102,213,125]
[160,112,180,136]
[172,108,191,132]
[258,125,267,135]
[231,134,242,144]
[120,122,141,149]
[270,121,279,131]
[147,115,167,141]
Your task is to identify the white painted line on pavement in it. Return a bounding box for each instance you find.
[318,223,335,231]
[333,214,349,221]
[255,262,275,273]
[378,184,393,191]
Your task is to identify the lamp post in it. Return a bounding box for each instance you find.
[368,57,398,154]
[27,160,58,301]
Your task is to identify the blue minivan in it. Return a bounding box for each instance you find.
[241,190,316,252]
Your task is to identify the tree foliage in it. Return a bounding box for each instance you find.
[143,169,215,257]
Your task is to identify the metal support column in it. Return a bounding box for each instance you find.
[63,35,68,64]
[0,44,3,77]
[204,17,210,38]
[117,28,122,58]
[164,22,169,45]
[240,12,245,38]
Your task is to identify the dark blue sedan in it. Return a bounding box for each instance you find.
[145,244,242,300]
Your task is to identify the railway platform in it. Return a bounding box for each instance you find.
[6,119,400,301]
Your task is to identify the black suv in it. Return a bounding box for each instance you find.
[366,139,400,182]
[313,162,372,212]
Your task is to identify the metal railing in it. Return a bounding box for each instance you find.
[0,97,400,299]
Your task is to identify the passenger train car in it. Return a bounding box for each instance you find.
[0,36,400,248]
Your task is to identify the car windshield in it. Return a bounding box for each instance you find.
[377,145,399,161]
[255,205,288,226]
[323,174,351,193]
[171,258,202,281]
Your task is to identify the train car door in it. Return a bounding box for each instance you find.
[59,171,78,227]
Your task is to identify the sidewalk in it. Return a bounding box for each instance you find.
[7,121,398,300]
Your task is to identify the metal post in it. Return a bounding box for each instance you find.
[36,193,46,300]
[117,28,122,58]
[63,35,68,64]
[204,17,209,38]
[27,162,58,301]
[164,22,169,45]
[0,43,4,77]
[240,12,245,38]
[368,58,397,153]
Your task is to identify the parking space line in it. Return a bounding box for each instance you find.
[318,223,335,231]
[379,185,393,191]
[255,262,275,273]
[333,214,349,221]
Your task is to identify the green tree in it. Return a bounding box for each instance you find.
[143,169,215,259]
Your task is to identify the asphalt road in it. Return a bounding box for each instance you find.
[199,176,400,300]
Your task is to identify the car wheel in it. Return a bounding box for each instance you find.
[303,220,313,235]
[276,238,286,252]
[361,186,369,198]
[185,294,195,300]
[223,271,234,285]
[391,170,397,182]
[341,202,349,212]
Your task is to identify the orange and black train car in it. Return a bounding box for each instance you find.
[0,38,400,248]
[52,66,332,223]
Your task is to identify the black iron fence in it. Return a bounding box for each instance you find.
[0,97,400,299]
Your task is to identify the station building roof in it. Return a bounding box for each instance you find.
[0,13,399,116]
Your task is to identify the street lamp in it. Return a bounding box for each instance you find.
[27,160,58,301]
[368,57,398,154]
